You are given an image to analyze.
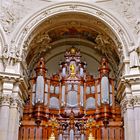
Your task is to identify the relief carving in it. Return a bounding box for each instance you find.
[118,0,140,36]
[95,34,118,75]
[0,0,52,33]
[2,41,20,66]
[0,2,24,33]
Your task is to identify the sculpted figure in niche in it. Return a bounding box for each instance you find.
[129,43,140,68]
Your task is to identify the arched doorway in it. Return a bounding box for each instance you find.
[18,11,124,140]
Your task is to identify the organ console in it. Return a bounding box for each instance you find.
[19,47,123,140]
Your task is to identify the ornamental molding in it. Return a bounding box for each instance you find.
[12,2,133,60]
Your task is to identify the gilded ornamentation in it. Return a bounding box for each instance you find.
[70,64,76,75]
[88,133,96,140]
[49,132,55,140]
[48,116,59,139]
[85,116,96,140]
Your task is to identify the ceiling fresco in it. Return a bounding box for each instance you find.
[25,12,120,78]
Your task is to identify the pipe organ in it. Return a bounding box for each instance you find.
[19,47,123,140]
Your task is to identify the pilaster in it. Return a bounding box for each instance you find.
[121,73,140,140]
[7,97,23,140]
[121,96,135,140]
[0,71,28,140]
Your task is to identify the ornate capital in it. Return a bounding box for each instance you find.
[120,96,133,113]
[10,97,23,109]
[0,95,23,109]
[0,95,11,106]
[132,96,140,107]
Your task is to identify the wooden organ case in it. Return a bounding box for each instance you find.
[19,47,124,140]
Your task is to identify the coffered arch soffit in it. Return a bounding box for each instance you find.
[12,2,134,77]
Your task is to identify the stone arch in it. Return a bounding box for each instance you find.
[12,1,133,62]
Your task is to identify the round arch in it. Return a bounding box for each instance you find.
[12,1,133,61]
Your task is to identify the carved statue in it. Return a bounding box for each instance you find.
[2,46,8,58]
[129,44,140,68]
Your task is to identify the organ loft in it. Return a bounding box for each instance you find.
[19,47,123,140]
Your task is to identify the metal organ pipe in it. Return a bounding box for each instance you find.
[35,76,44,103]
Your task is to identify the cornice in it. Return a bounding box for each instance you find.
[0,72,21,81]
[123,73,140,84]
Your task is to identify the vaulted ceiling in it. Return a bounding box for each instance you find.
[26,12,120,77]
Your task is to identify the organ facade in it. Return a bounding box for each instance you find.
[19,47,123,140]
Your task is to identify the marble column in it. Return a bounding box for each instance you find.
[121,96,135,140]
[133,96,140,140]
[0,96,11,140]
[7,98,22,140]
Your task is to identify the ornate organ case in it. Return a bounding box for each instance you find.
[19,47,123,140]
